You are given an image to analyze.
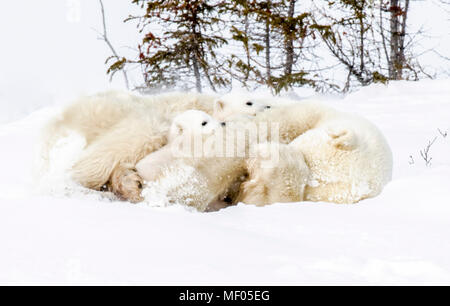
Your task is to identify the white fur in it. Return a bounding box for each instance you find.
[169,110,223,141]
[39,91,217,194]
[39,90,273,200]
[138,110,246,211]
[213,93,271,121]
[237,142,310,205]
[136,110,223,183]
[293,112,393,203]
[39,90,392,206]
[240,99,393,204]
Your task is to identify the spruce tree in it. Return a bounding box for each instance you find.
[228,0,317,94]
[110,0,230,93]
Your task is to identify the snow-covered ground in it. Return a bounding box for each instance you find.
[0,80,449,285]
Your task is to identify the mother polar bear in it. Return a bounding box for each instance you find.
[39,90,269,202]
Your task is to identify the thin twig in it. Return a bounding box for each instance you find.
[98,0,130,90]
[420,136,437,167]
[438,128,448,138]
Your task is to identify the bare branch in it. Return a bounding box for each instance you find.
[433,50,450,61]
[98,0,130,90]
[420,136,438,167]
[438,128,448,138]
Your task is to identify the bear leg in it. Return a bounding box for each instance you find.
[72,117,168,198]
[108,164,144,203]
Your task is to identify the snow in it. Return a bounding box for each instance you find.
[0,80,449,285]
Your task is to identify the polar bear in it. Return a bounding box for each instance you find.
[40,90,270,202]
[39,91,214,202]
[238,100,393,205]
[213,93,271,122]
[42,91,216,151]
[137,110,247,211]
[236,142,310,206]
[136,110,226,183]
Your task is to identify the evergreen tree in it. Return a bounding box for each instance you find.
[105,0,427,94]
[270,0,317,93]
[228,0,317,94]
[109,0,230,93]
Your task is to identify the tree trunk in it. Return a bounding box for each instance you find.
[244,13,251,82]
[389,0,402,80]
[398,0,410,79]
[192,55,202,93]
[284,0,296,76]
[191,7,202,93]
[265,15,272,87]
[359,10,365,75]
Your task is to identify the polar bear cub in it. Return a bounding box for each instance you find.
[213,93,271,122]
[137,110,246,211]
[136,110,225,182]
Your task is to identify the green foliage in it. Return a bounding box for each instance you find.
[105,0,419,94]
[111,0,231,92]
[372,71,389,84]
[107,57,127,74]
[227,0,321,93]
[271,72,316,95]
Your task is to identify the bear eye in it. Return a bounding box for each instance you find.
[201,121,208,126]
[246,101,253,106]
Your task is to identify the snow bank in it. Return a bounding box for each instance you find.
[0,80,449,285]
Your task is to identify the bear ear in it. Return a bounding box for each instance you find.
[170,122,184,139]
[175,123,184,136]
[214,99,225,112]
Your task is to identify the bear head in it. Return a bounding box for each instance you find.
[213,93,271,122]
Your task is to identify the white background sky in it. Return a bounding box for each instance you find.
[0,0,141,121]
[0,0,448,122]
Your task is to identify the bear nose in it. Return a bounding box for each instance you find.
[221,122,226,127]
[265,105,271,109]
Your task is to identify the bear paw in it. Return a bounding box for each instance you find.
[109,165,144,203]
[327,126,357,150]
